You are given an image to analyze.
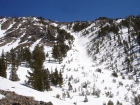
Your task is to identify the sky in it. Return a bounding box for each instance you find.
[0,0,140,22]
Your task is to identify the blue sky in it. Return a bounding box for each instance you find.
[0,0,140,22]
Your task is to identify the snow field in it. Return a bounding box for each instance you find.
[0,18,140,105]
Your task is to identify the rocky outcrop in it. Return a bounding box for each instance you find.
[0,17,56,48]
[0,89,53,105]
[1,18,14,30]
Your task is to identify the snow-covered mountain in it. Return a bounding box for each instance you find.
[0,16,140,105]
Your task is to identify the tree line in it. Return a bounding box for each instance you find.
[0,45,64,91]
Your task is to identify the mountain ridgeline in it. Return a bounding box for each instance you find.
[0,15,140,90]
[82,16,140,77]
[0,16,74,91]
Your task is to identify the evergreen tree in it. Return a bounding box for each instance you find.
[84,95,88,102]
[9,48,20,81]
[59,43,69,57]
[5,52,11,63]
[51,67,59,86]
[52,45,59,61]
[23,47,32,67]
[15,50,21,69]
[0,51,7,78]
[46,52,49,57]
[9,62,20,81]
[52,45,63,63]
[26,45,45,91]
[68,81,73,90]
[108,100,114,105]
[58,70,63,88]
[57,32,65,43]
[43,68,50,91]
[137,33,140,45]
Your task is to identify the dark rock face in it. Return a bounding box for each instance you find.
[0,89,53,105]
[40,101,53,105]
[0,17,57,48]
[12,103,21,105]
[46,102,53,105]
[1,18,14,30]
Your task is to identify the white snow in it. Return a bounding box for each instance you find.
[0,18,140,105]
[0,21,6,38]
[0,76,72,105]
[0,94,5,100]
[0,29,6,39]
[30,39,42,51]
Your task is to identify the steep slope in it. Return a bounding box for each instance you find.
[0,16,140,105]
[0,76,72,105]
[78,16,140,78]
[0,16,73,54]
